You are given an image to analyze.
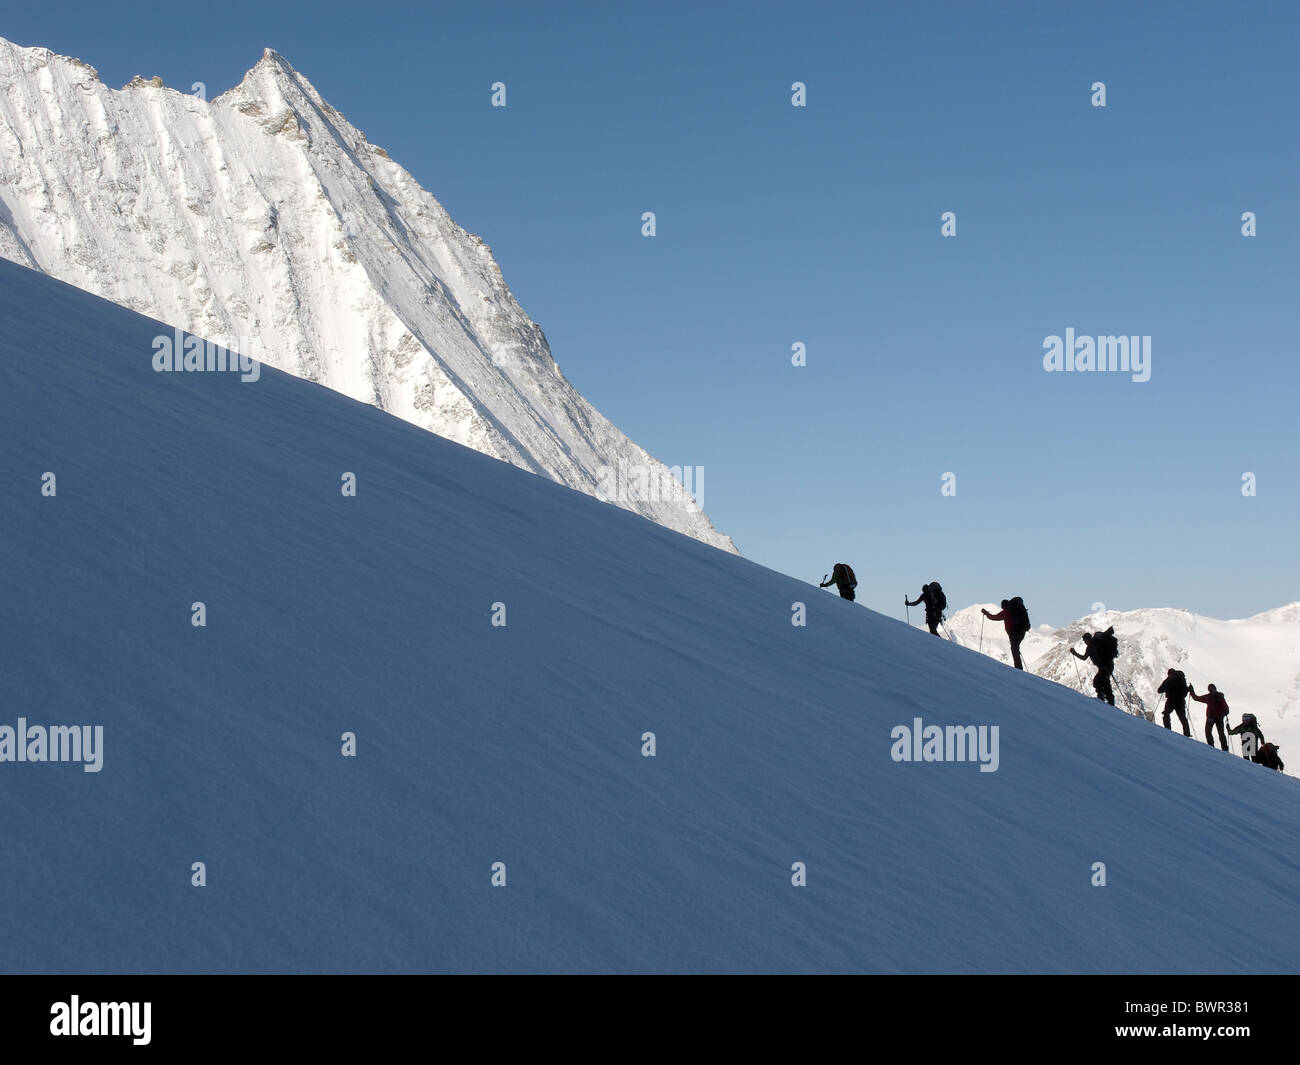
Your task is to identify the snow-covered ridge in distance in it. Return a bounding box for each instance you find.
[944,602,1300,775]
[0,36,736,553]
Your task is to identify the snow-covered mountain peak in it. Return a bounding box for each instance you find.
[1246,602,1300,625]
[0,38,92,89]
[229,45,322,105]
[0,35,736,553]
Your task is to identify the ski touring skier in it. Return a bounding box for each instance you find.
[820,563,858,601]
[1156,667,1192,736]
[906,582,947,637]
[1071,626,1118,706]
[1190,683,1230,751]
[1228,713,1265,761]
[982,597,1030,670]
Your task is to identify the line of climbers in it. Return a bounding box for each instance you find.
[817,562,1286,774]
[1154,669,1285,770]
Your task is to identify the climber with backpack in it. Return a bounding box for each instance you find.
[1070,627,1119,706]
[820,563,858,602]
[1228,713,1265,761]
[1156,667,1192,736]
[1190,683,1230,751]
[1254,742,1284,772]
[982,597,1030,669]
[906,582,947,636]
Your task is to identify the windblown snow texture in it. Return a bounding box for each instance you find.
[1,260,1297,973]
[0,36,734,552]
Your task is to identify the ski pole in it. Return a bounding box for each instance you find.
[978,614,985,653]
[1116,675,1134,715]
[905,597,910,626]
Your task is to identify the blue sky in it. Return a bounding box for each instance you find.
[6,0,1296,625]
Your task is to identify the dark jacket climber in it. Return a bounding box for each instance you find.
[906,582,946,636]
[820,562,857,601]
[1157,668,1191,736]
[1190,684,1230,751]
[1254,742,1284,772]
[982,598,1030,670]
[1070,629,1118,706]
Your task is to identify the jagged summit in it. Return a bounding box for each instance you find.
[0,35,736,552]
[122,74,165,90]
[234,46,311,95]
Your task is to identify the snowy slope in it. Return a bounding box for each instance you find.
[0,36,734,552]
[946,604,1300,775]
[2,259,1298,974]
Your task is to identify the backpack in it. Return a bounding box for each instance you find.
[835,563,857,589]
[1091,626,1119,667]
[1008,596,1030,633]
[928,582,947,614]
[1256,743,1281,770]
[1164,670,1188,698]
